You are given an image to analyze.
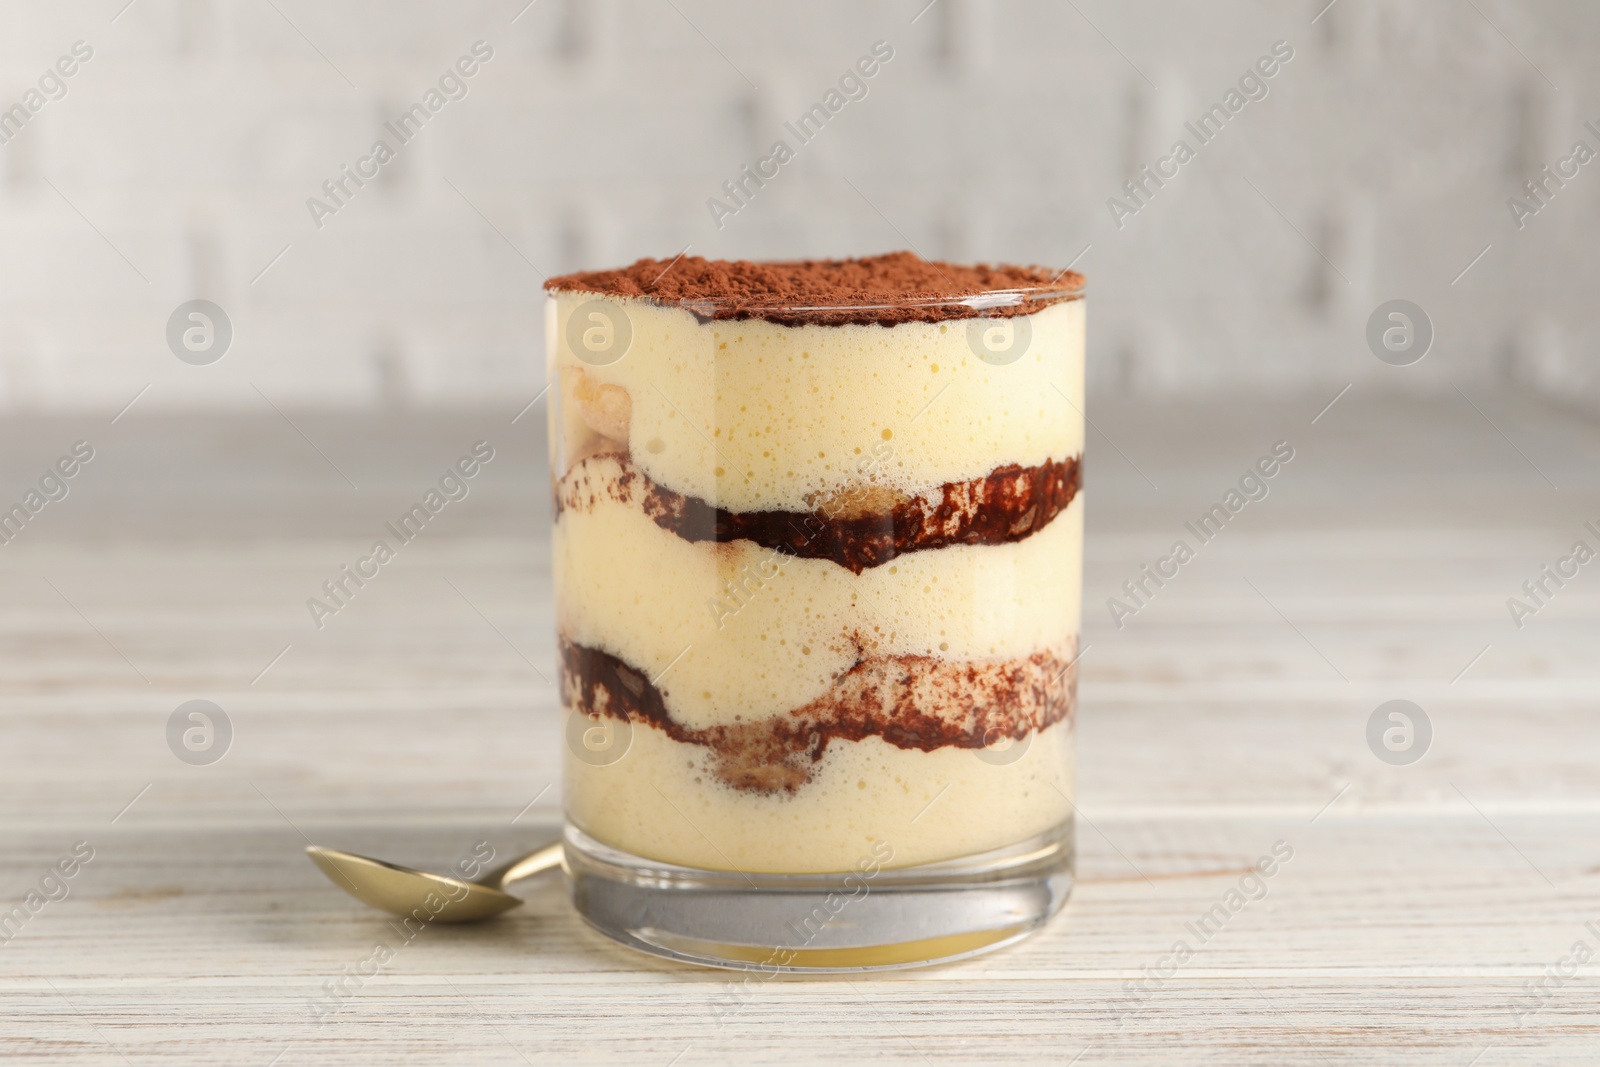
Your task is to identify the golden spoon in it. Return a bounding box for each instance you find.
[306,842,563,923]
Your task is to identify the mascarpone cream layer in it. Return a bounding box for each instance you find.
[546,293,1085,513]
[566,716,1075,873]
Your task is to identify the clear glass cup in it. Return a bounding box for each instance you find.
[547,269,1085,971]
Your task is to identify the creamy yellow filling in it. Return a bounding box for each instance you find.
[546,294,1085,512]
[566,717,1075,873]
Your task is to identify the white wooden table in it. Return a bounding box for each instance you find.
[2,390,1597,1064]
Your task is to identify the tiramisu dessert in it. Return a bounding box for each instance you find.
[548,252,1085,876]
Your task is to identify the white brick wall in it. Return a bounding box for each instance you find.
[0,0,1596,410]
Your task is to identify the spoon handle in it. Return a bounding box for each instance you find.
[486,842,564,888]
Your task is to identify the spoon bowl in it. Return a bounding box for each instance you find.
[307,842,563,923]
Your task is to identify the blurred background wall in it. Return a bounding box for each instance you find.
[0,0,1595,411]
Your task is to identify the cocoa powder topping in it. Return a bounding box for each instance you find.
[544,251,1084,327]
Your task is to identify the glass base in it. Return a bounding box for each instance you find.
[562,823,1073,973]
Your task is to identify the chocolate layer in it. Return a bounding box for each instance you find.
[545,252,1084,327]
[557,452,1081,574]
[561,638,1077,793]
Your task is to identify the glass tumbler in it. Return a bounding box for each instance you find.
[546,260,1085,971]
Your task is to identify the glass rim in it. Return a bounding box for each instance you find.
[546,281,1085,319]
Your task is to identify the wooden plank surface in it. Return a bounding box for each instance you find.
[2,391,1598,1064]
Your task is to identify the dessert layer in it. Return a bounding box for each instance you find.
[563,637,1076,793]
[548,255,1088,874]
[553,455,1083,728]
[566,715,1075,873]
[545,251,1084,327]
[558,450,1079,575]
[546,295,1085,513]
